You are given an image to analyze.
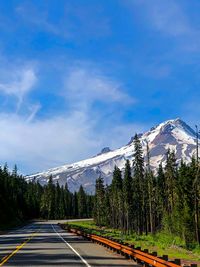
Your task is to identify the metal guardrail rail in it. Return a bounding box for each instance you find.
[60,224,198,267]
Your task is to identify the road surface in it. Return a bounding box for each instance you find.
[0,221,137,266]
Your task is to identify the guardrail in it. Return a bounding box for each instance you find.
[59,224,198,267]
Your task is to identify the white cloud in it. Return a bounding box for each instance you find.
[26,103,41,122]
[64,67,135,107]
[126,0,200,52]
[0,61,139,174]
[15,2,110,39]
[16,4,62,37]
[0,112,146,174]
[144,1,190,37]
[128,0,191,37]
[0,112,97,173]
[0,67,37,109]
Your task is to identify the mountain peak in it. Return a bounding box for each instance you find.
[155,118,182,128]
[97,147,112,156]
[160,118,196,138]
[142,118,196,146]
[26,118,197,193]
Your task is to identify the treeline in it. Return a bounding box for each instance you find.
[40,179,94,220]
[0,165,93,228]
[94,134,200,247]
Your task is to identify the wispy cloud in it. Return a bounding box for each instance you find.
[126,0,200,52]
[64,66,135,108]
[26,103,41,123]
[128,0,190,36]
[141,0,190,37]
[0,67,37,110]
[15,2,110,39]
[15,4,63,37]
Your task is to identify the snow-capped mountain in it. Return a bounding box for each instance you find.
[26,118,197,193]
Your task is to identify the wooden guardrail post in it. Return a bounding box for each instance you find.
[135,247,142,264]
[174,259,181,265]
[129,244,135,260]
[162,255,168,261]
[143,248,149,266]
[124,243,130,258]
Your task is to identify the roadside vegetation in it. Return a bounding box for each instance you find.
[66,220,200,262]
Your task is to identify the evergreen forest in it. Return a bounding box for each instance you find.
[94,134,200,248]
[0,164,93,229]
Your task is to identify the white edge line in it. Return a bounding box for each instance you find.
[51,224,91,267]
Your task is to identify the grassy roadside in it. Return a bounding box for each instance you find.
[65,220,200,264]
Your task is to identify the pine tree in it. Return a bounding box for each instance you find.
[110,166,123,228]
[156,163,166,229]
[104,186,111,226]
[123,160,132,233]
[163,150,178,233]
[132,134,145,234]
[94,177,105,226]
[78,185,87,218]
[73,192,78,218]
[55,182,61,219]
[12,164,18,178]
[59,186,65,219]
[146,142,156,234]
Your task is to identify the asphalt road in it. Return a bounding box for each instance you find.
[0,221,137,266]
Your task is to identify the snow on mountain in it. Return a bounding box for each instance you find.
[26,118,197,193]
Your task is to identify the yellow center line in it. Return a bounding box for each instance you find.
[0,227,41,266]
[0,256,7,263]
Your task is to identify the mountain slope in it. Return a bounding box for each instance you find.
[26,118,197,193]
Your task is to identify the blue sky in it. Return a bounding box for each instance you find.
[0,0,200,173]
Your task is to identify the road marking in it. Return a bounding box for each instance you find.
[51,224,91,267]
[0,227,40,266]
